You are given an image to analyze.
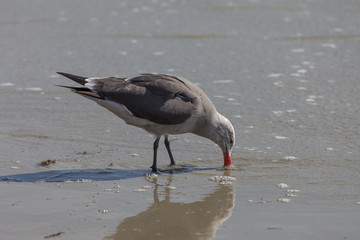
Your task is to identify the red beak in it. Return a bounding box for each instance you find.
[223,148,232,166]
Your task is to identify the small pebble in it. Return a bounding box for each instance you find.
[39,159,56,167]
[98,209,109,213]
[44,232,65,239]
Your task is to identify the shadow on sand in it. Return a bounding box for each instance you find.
[0,166,215,183]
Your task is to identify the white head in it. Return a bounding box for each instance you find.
[198,113,235,167]
[214,114,235,166]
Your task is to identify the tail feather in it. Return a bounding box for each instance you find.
[56,84,103,99]
[57,72,87,86]
[74,90,102,99]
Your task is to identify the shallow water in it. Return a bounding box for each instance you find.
[1,0,360,239]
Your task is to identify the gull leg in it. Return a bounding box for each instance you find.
[151,136,161,173]
[164,135,176,166]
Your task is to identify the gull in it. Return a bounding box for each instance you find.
[57,72,235,173]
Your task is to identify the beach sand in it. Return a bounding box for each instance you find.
[1,0,359,239]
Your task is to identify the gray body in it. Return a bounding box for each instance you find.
[58,72,235,172]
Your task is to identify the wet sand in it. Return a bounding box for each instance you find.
[1,0,360,239]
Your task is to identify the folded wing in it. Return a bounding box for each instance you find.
[59,73,197,125]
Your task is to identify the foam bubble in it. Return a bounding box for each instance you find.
[287,189,301,193]
[153,51,164,56]
[214,95,225,99]
[145,173,158,181]
[219,181,233,185]
[273,81,284,87]
[291,48,305,53]
[25,87,42,91]
[209,175,236,182]
[267,73,284,78]
[274,136,288,140]
[0,82,14,87]
[65,179,93,183]
[297,87,307,90]
[321,43,337,48]
[278,198,291,203]
[272,111,284,116]
[302,61,312,65]
[133,188,146,192]
[297,69,308,74]
[277,183,289,188]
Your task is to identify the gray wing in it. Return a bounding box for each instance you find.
[88,74,198,125]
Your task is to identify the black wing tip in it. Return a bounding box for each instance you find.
[56,72,87,86]
[55,84,83,90]
[56,72,74,78]
[56,84,103,99]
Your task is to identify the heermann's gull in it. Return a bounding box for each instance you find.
[57,72,235,173]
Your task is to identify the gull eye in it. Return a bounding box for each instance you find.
[230,139,234,145]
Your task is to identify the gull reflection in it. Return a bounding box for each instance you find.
[105,171,235,240]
